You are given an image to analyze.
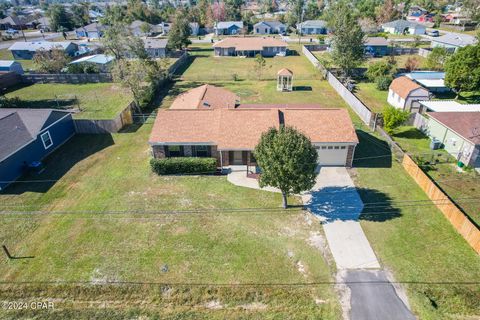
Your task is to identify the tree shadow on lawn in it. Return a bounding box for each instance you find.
[306,185,401,222]
[353,130,392,168]
[1,134,115,195]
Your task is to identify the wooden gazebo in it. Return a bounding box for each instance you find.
[277,68,293,91]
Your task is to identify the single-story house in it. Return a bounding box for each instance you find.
[296,20,328,35]
[8,41,79,60]
[0,109,75,191]
[33,17,51,31]
[189,22,199,36]
[0,15,28,30]
[427,112,480,168]
[253,21,287,34]
[148,85,359,168]
[69,54,114,72]
[364,37,389,57]
[143,39,168,58]
[419,100,480,113]
[0,60,24,74]
[405,71,449,93]
[387,76,430,112]
[431,33,477,52]
[213,37,287,57]
[381,19,426,35]
[214,21,244,35]
[129,20,161,37]
[75,22,106,39]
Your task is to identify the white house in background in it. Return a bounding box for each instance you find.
[189,22,199,36]
[381,19,426,35]
[253,21,287,34]
[296,20,328,35]
[419,100,480,113]
[404,71,449,93]
[387,76,430,112]
[431,33,477,52]
[214,21,244,35]
[0,60,23,74]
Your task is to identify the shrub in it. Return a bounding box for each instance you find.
[150,157,217,175]
[382,105,410,134]
[366,60,396,82]
[376,76,392,90]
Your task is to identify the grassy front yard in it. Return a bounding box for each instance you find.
[391,126,480,226]
[353,129,480,319]
[180,45,321,81]
[5,83,132,119]
[0,124,340,318]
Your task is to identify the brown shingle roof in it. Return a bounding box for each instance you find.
[149,108,358,150]
[170,84,239,110]
[213,37,287,51]
[389,76,427,99]
[427,112,480,145]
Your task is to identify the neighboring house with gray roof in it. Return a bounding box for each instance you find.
[214,21,244,35]
[0,109,75,191]
[129,20,161,37]
[253,21,287,34]
[381,19,425,35]
[75,22,106,39]
[296,20,328,35]
[431,33,477,52]
[8,41,79,59]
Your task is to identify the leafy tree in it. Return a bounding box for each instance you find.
[376,0,399,24]
[47,4,74,31]
[253,54,266,79]
[140,22,152,36]
[225,0,243,20]
[366,60,397,82]
[101,23,131,60]
[445,44,480,98]
[376,76,392,90]
[304,0,321,20]
[67,62,100,74]
[254,126,318,209]
[168,9,192,50]
[463,0,480,22]
[290,0,305,26]
[424,47,449,71]
[382,105,409,134]
[327,1,365,76]
[33,48,70,73]
[71,3,90,28]
[101,5,128,25]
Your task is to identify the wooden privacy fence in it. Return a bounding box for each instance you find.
[402,154,480,254]
[74,102,134,134]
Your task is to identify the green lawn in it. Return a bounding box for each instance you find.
[0,48,36,71]
[353,129,480,319]
[0,124,340,318]
[354,82,389,113]
[391,126,480,226]
[365,54,427,69]
[5,83,132,119]
[180,45,320,81]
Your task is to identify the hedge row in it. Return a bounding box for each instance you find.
[150,157,217,175]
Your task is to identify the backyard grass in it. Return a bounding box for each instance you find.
[353,129,480,319]
[5,83,132,119]
[354,82,389,113]
[365,54,427,69]
[0,124,340,318]
[391,126,480,226]
[180,45,320,81]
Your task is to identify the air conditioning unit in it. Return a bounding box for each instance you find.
[430,138,442,150]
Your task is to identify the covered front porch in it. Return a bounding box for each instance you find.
[218,150,258,174]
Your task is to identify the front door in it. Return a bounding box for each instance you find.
[232,151,244,165]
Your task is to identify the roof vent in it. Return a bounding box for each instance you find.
[203,102,210,107]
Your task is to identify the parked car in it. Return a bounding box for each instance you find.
[426,30,440,37]
[6,29,19,35]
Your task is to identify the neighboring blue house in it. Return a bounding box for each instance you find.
[8,41,79,60]
[75,22,106,39]
[253,21,287,34]
[214,21,244,35]
[364,37,389,57]
[296,20,328,35]
[0,109,75,191]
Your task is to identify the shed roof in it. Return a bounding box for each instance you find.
[277,68,293,76]
[70,54,114,65]
[170,84,239,110]
[0,60,18,67]
[8,41,74,52]
[364,37,388,46]
[389,76,427,99]
[420,100,480,112]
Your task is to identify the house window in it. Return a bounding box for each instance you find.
[327,146,333,149]
[340,146,346,149]
[40,131,53,149]
[334,146,340,149]
[167,145,182,157]
[321,146,327,149]
[194,145,209,157]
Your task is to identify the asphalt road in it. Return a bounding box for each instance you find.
[346,270,416,320]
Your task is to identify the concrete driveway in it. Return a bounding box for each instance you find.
[302,167,380,269]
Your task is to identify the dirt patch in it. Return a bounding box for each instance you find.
[335,270,352,320]
[205,300,223,309]
[296,260,308,277]
[238,302,267,310]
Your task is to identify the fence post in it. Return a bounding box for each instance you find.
[2,245,12,259]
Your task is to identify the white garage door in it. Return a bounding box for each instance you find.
[317,145,348,166]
